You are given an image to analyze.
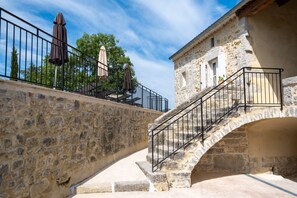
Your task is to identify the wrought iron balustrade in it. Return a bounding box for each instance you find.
[151,67,283,171]
[0,8,168,112]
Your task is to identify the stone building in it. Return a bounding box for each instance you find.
[144,0,297,190]
[170,0,297,106]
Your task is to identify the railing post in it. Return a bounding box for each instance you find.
[166,99,168,112]
[243,67,247,112]
[36,29,39,83]
[141,84,144,107]
[116,70,119,102]
[279,68,283,111]
[155,94,158,110]
[5,19,8,76]
[151,129,154,172]
[95,63,98,97]
[160,96,163,112]
[200,98,204,142]
[62,49,65,90]
[149,90,152,109]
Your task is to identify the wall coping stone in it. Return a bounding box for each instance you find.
[0,78,162,114]
[283,76,297,87]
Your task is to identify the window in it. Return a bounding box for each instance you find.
[212,61,217,86]
[205,65,208,87]
[211,37,215,47]
[209,58,218,86]
[181,71,187,88]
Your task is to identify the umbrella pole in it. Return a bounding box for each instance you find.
[54,65,57,89]
[62,51,65,90]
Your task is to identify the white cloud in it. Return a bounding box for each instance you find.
[130,0,219,46]
[127,51,174,107]
[1,0,236,108]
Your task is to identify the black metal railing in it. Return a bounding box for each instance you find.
[151,67,283,171]
[0,8,168,112]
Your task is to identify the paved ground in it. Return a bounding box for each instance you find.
[78,149,148,185]
[73,149,297,198]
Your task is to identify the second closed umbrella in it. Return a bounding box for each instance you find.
[97,46,108,78]
[122,63,132,92]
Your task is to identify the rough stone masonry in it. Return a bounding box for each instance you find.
[0,79,162,198]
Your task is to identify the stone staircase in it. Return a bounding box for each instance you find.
[136,67,283,191]
[147,84,243,167]
[129,83,246,191]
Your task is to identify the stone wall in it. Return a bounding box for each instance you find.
[0,79,162,198]
[247,0,297,79]
[283,76,297,107]
[173,17,252,105]
[193,119,297,176]
[193,127,249,174]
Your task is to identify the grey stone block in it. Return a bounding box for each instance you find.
[213,154,245,172]
[282,76,297,87]
[76,182,112,194]
[284,87,292,106]
[114,180,149,192]
[136,161,169,191]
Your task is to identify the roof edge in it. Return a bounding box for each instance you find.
[169,0,251,61]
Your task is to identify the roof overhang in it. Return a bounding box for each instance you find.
[169,0,273,62]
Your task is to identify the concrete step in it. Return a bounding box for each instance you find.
[154,145,176,157]
[148,131,201,153]
[114,180,150,192]
[76,183,112,194]
[174,131,201,140]
[76,180,150,194]
[167,137,200,149]
[73,149,152,195]
[136,161,169,191]
[151,130,201,145]
[152,132,203,157]
[146,152,164,164]
[146,150,186,166]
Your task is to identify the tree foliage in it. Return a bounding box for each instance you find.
[21,33,137,93]
[76,33,137,92]
[10,47,19,80]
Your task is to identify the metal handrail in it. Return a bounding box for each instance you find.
[152,67,245,132]
[0,8,169,112]
[152,67,283,171]
[0,7,102,66]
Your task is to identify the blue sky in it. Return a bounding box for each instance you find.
[1,0,239,108]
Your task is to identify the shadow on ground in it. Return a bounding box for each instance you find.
[191,171,239,184]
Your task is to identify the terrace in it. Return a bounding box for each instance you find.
[0,8,169,112]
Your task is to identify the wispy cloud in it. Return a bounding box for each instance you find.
[1,0,238,108]
[127,51,174,100]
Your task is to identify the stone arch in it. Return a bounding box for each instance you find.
[167,107,297,188]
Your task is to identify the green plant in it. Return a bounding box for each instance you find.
[76,33,137,92]
[10,47,18,80]
[218,75,225,81]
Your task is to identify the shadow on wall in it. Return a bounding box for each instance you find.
[191,118,297,185]
[246,0,297,78]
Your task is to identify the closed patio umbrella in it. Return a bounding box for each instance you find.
[122,63,132,92]
[98,46,108,78]
[49,12,68,89]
